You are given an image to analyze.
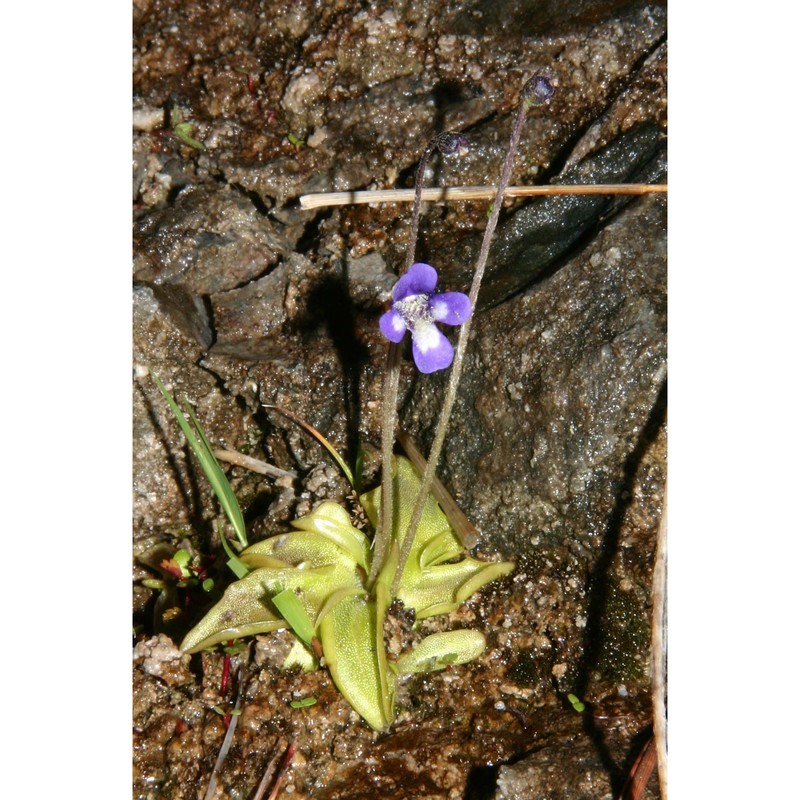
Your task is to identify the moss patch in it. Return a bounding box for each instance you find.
[597,582,649,684]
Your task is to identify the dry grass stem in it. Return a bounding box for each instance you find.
[213,449,297,479]
[299,183,667,209]
[266,740,297,800]
[251,746,283,800]
[252,739,297,800]
[618,735,657,800]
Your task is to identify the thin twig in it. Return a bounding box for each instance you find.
[203,650,250,800]
[252,739,296,800]
[213,449,297,480]
[651,477,668,799]
[299,183,667,209]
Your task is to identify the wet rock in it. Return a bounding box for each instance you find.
[442,0,664,37]
[404,192,665,694]
[209,252,302,348]
[494,736,658,800]
[344,251,396,306]
[478,123,666,308]
[133,183,292,295]
[133,634,194,687]
[409,192,666,553]
[132,284,213,535]
[132,284,267,542]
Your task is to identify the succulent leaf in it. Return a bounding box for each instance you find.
[400,558,515,619]
[242,529,361,571]
[282,638,318,672]
[320,592,394,731]
[179,568,284,653]
[395,630,486,674]
[180,563,361,654]
[289,501,370,568]
[361,457,463,576]
[362,457,514,617]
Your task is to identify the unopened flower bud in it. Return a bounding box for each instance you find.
[522,74,555,106]
[435,131,470,157]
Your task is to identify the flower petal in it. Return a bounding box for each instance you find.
[411,322,454,373]
[429,292,472,326]
[379,309,408,343]
[393,263,438,301]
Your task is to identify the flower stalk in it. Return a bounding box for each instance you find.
[391,75,554,595]
[406,132,469,270]
[368,131,470,588]
[367,340,401,588]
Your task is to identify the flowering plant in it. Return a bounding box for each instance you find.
[156,75,554,731]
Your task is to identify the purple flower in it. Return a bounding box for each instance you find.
[379,263,472,373]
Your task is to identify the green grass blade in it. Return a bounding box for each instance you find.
[151,372,248,548]
[272,588,316,646]
[184,404,248,547]
[218,524,250,578]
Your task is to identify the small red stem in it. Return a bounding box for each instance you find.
[266,741,297,800]
[220,651,232,696]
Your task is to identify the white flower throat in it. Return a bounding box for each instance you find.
[394,293,432,327]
